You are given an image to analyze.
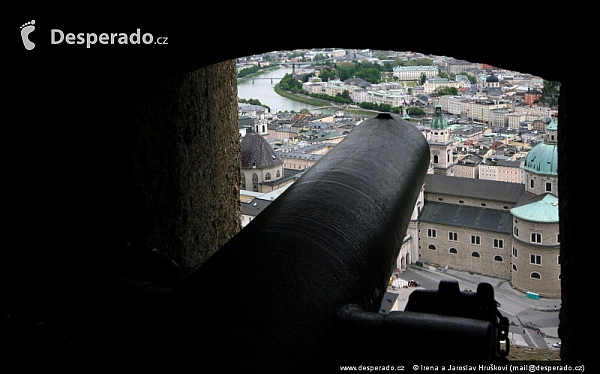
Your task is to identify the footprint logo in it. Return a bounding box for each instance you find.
[20,20,35,50]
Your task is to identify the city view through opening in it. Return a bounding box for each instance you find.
[236,48,561,357]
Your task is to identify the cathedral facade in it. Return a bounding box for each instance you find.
[413,115,560,298]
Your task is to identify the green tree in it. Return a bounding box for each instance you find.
[407,58,434,66]
[541,80,560,107]
[355,68,382,84]
[279,74,303,92]
[319,69,335,82]
[435,86,458,96]
[408,106,425,116]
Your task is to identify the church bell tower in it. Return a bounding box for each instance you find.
[428,100,454,175]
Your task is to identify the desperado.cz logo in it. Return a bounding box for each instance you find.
[51,28,168,48]
[20,20,168,50]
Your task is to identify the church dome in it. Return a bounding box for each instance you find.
[241,133,283,169]
[510,194,559,223]
[523,118,558,176]
[486,73,499,83]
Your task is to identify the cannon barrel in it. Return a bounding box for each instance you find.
[171,113,430,372]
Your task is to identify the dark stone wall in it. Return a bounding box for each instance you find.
[127,61,241,267]
[78,57,241,276]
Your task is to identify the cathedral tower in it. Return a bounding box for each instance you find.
[428,100,454,175]
[523,116,558,196]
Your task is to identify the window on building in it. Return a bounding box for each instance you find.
[530,179,535,189]
[513,227,519,237]
[494,255,503,262]
[265,172,271,181]
[530,254,542,265]
[433,155,439,164]
[545,182,552,192]
[448,232,458,241]
[530,272,541,279]
[241,173,246,190]
[470,235,481,245]
[428,244,436,250]
[472,252,480,258]
[531,233,542,243]
[449,248,457,254]
[512,264,517,272]
[493,239,504,249]
[252,173,259,192]
[427,228,437,238]
[512,247,518,258]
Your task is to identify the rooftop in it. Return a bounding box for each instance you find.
[241,134,283,169]
[419,201,512,234]
[510,194,559,223]
[424,174,525,204]
[241,198,272,217]
[523,142,557,176]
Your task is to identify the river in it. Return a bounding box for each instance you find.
[237,67,322,114]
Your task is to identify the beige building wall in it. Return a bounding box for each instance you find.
[418,221,511,280]
[510,219,560,298]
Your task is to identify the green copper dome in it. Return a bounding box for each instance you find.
[430,101,447,130]
[523,143,557,175]
[510,194,559,223]
[523,117,558,176]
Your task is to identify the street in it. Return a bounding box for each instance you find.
[389,265,560,350]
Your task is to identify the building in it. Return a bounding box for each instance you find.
[479,159,522,184]
[278,150,323,171]
[510,194,560,297]
[427,100,454,176]
[439,95,463,116]
[241,133,290,193]
[414,117,560,297]
[483,72,500,91]
[422,78,461,94]
[497,160,523,184]
[392,65,439,81]
[241,197,272,228]
[454,154,482,179]
[522,117,558,196]
[524,89,543,106]
[469,100,508,124]
[360,90,406,108]
[418,175,520,280]
[440,58,482,75]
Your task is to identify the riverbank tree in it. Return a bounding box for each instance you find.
[238,98,271,112]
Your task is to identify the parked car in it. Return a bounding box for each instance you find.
[552,342,561,348]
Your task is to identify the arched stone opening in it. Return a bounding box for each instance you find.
[16,16,591,367]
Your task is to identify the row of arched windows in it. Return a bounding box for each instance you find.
[427,244,503,262]
[241,170,282,192]
[426,244,549,280]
